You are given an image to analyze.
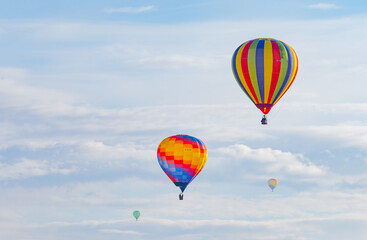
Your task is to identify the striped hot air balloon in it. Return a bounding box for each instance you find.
[268,178,278,192]
[157,135,207,200]
[232,38,298,124]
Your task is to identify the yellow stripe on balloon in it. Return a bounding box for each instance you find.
[235,42,258,103]
[195,147,207,176]
[263,40,273,104]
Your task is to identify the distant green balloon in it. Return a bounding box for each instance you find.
[133,210,140,220]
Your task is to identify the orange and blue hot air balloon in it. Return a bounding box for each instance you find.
[232,38,298,124]
[157,135,207,200]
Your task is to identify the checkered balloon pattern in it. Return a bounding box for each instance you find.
[157,135,207,191]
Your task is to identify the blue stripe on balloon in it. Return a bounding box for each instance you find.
[272,41,293,103]
[255,39,265,103]
[171,167,193,183]
[159,158,168,169]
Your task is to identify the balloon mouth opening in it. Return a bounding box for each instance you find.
[174,182,188,193]
[256,104,273,114]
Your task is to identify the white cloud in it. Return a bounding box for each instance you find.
[137,54,217,69]
[5,177,367,222]
[288,125,367,150]
[0,68,28,79]
[3,212,367,240]
[100,43,222,70]
[308,3,340,9]
[0,77,88,117]
[0,158,76,180]
[216,144,325,175]
[1,173,367,239]
[78,141,155,166]
[104,6,155,14]
[2,177,367,221]
[99,229,142,235]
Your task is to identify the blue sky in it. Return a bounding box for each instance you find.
[1,0,367,239]
[0,0,366,21]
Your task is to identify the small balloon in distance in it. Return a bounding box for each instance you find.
[133,210,140,220]
[268,178,278,192]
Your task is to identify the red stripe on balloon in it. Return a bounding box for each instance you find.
[240,41,260,104]
[267,40,281,103]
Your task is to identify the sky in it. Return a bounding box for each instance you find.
[1,0,367,239]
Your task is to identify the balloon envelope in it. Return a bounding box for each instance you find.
[157,135,207,193]
[268,178,278,191]
[133,210,140,220]
[232,38,298,114]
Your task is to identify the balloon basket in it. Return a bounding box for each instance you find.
[179,193,183,200]
[261,115,267,125]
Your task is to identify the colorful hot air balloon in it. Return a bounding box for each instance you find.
[232,38,298,124]
[268,178,278,192]
[157,135,207,200]
[133,210,140,221]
